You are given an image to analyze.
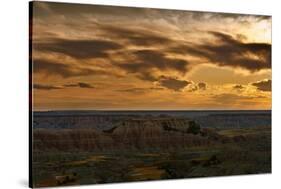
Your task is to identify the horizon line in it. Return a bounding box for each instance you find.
[33,109,272,112]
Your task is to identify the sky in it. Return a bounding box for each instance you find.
[31,2,272,111]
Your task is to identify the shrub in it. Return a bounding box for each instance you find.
[187,121,201,135]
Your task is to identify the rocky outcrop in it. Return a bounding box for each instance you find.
[33,118,217,152]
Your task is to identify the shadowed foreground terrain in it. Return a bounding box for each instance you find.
[32,111,271,187]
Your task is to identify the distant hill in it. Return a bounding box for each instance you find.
[33,110,271,129]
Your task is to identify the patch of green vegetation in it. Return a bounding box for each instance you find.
[187,121,201,135]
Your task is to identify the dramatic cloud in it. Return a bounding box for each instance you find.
[33,59,108,78]
[178,82,206,92]
[117,87,164,94]
[170,31,271,72]
[158,76,191,91]
[198,82,207,90]
[252,79,271,91]
[64,82,94,88]
[77,82,94,88]
[203,32,271,71]
[34,82,95,90]
[32,2,271,110]
[117,50,189,81]
[233,84,245,90]
[188,85,198,92]
[34,84,62,90]
[135,50,188,73]
[35,38,122,59]
[100,25,173,46]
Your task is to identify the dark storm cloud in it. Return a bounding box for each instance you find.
[99,25,173,46]
[202,31,271,71]
[64,82,95,89]
[135,50,189,73]
[35,38,122,59]
[117,88,147,93]
[198,82,207,90]
[63,84,77,87]
[33,59,107,78]
[136,72,159,82]
[158,76,191,91]
[34,84,62,90]
[77,82,94,88]
[117,50,189,81]
[117,87,164,94]
[233,84,245,90]
[34,82,95,91]
[252,79,271,92]
[34,2,271,85]
[169,31,271,72]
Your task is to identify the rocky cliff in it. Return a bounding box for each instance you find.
[33,118,219,152]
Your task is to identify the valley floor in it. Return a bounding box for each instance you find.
[32,126,271,187]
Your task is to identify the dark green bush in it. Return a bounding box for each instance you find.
[187,121,201,135]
